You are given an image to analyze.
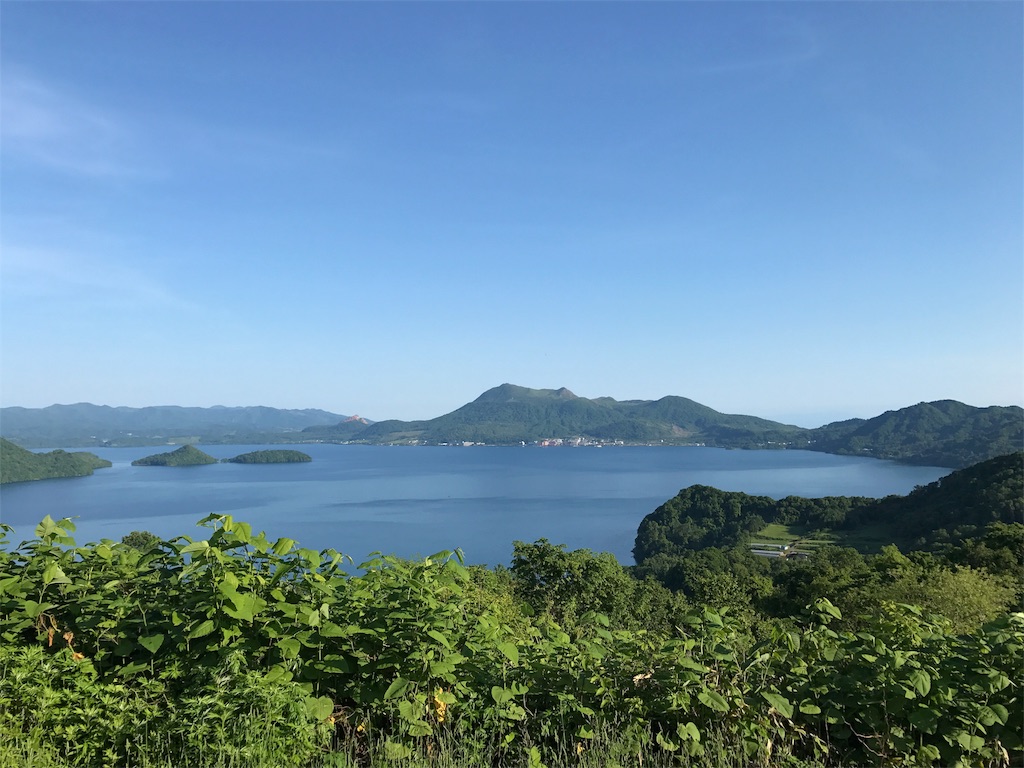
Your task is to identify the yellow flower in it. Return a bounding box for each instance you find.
[433,691,447,723]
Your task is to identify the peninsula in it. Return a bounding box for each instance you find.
[0,438,112,484]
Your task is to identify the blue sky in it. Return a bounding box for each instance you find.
[2,2,1021,427]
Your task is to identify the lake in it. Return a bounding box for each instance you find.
[0,445,949,566]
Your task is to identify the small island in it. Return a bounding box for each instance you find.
[223,449,312,464]
[0,438,112,484]
[131,445,218,467]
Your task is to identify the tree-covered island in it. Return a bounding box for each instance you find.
[131,445,218,467]
[223,449,312,464]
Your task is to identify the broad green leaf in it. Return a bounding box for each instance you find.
[138,634,164,654]
[677,656,708,672]
[408,720,432,737]
[908,707,939,733]
[42,562,70,585]
[656,732,679,752]
[908,669,931,697]
[278,637,301,659]
[816,598,842,620]
[314,655,350,673]
[491,686,514,706]
[955,732,984,751]
[223,594,266,623]
[304,695,333,720]
[318,621,353,638]
[384,742,413,761]
[35,516,58,539]
[187,619,215,640]
[427,629,452,649]
[22,600,52,619]
[272,537,296,556]
[497,642,519,665]
[384,677,410,700]
[798,701,821,715]
[697,689,729,713]
[987,704,1009,725]
[117,661,148,677]
[578,725,594,739]
[978,705,1007,726]
[677,722,701,742]
[761,692,794,719]
[397,700,418,722]
[263,665,292,684]
[429,659,457,677]
[503,702,526,721]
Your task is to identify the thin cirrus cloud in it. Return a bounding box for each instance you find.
[1,244,198,315]
[1,72,149,178]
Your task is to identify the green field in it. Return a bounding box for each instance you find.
[750,521,905,555]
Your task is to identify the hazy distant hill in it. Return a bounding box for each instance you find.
[0,438,112,484]
[0,404,347,448]
[305,384,1021,468]
[806,400,1023,467]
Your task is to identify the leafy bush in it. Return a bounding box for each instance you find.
[1,516,1020,767]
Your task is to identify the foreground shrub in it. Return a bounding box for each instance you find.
[0,516,1020,767]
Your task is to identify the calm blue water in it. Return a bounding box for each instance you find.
[0,445,949,566]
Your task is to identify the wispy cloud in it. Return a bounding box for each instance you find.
[1,243,198,314]
[1,72,148,177]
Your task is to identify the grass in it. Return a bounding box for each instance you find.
[750,521,902,556]
[1,720,834,768]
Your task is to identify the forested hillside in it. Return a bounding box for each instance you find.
[632,452,1023,636]
[307,384,808,448]
[305,385,1021,467]
[807,400,1023,467]
[634,452,1022,560]
[0,438,111,484]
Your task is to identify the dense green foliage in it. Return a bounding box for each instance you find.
[2,514,1021,768]
[120,530,163,551]
[807,401,1023,467]
[131,445,219,467]
[634,452,1023,559]
[224,449,313,464]
[632,454,1024,637]
[0,438,111,485]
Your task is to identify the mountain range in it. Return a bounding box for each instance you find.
[303,384,1021,468]
[2,385,1020,468]
[0,404,347,448]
